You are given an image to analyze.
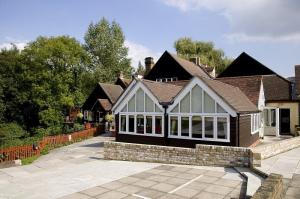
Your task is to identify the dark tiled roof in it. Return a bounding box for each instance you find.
[218,52,276,78]
[169,53,211,79]
[99,83,123,104]
[141,79,185,103]
[98,99,112,111]
[262,75,291,101]
[217,76,262,106]
[198,76,258,113]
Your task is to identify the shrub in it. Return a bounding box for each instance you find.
[0,123,27,147]
[74,123,84,132]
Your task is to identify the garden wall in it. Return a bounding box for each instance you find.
[104,141,251,167]
[252,173,284,199]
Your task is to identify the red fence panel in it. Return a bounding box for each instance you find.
[0,128,97,163]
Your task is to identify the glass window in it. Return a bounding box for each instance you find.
[136,89,144,112]
[155,116,162,134]
[191,85,202,113]
[217,104,226,113]
[128,95,135,112]
[271,109,276,127]
[204,117,214,138]
[204,92,215,113]
[192,116,202,138]
[146,116,152,134]
[217,117,227,139]
[170,116,178,136]
[181,117,189,136]
[180,93,190,113]
[136,115,144,134]
[121,105,127,112]
[129,115,135,132]
[155,104,162,112]
[145,95,154,112]
[120,115,126,132]
[171,104,179,113]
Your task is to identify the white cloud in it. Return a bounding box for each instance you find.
[162,0,300,43]
[125,40,160,69]
[0,40,27,51]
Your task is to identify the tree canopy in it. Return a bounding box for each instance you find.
[174,37,232,73]
[84,18,133,84]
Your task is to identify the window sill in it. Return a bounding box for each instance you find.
[119,131,164,137]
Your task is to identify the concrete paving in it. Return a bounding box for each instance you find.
[285,174,300,199]
[0,136,160,199]
[255,147,300,179]
[60,165,246,199]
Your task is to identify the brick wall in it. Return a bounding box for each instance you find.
[104,141,251,167]
[252,173,283,199]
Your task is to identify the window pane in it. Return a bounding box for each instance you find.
[129,115,134,132]
[191,85,202,113]
[136,89,144,112]
[170,116,178,136]
[155,104,162,112]
[204,117,214,138]
[192,116,202,138]
[180,93,190,113]
[171,104,179,113]
[217,117,227,139]
[181,117,189,136]
[271,109,276,127]
[121,105,127,112]
[145,95,154,112]
[155,116,162,134]
[128,95,135,112]
[146,116,152,134]
[204,92,215,113]
[217,104,226,113]
[136,115,144,134]
[120,115,126,132]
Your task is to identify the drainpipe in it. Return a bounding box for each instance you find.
[237,113,240,147]
[160,102,170,146]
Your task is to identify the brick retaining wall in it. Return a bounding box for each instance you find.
[252,173,284,199]
[104,141,251,167]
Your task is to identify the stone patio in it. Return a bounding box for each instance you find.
[60,165,246,199]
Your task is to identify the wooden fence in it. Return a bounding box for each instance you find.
[0,128,98,163]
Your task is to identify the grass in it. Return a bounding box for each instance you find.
[21,155,40,165]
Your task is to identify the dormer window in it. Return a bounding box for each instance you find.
[156,77,178,82]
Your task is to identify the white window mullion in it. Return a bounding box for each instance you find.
[202,116,205,138]
[213,116,217,139]
[144,115,146,134]
[189,116,192,138]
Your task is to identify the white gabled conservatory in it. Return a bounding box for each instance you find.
[117,84,165,137]
[167,79,236,142]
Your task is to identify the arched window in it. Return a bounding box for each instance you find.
[168,85,230,142]
[119,88,164,136]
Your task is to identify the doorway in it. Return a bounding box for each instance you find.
[279,109,290,135]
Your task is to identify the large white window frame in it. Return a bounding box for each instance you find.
[167,83,231,142]
[251,112,261,134]
[118,85,164,137]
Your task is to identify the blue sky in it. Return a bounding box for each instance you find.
[1,0,300,77]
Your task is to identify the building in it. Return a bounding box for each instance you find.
[112,51,262,147]
[82,74,132,124]
[217,52,299,137]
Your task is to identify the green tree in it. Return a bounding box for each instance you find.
[20,36,89,133]
[84,17,132,84]
[174,38,232,73]
[0,46,26,124]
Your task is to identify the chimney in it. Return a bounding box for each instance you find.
[295,65,300,99]
[189,57,201,65]
[145,57,154,75]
